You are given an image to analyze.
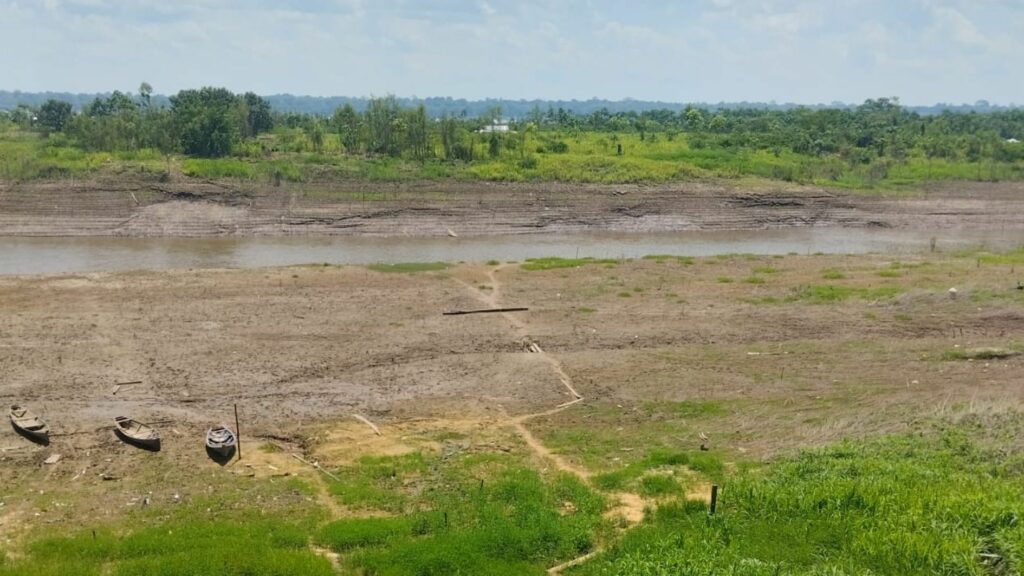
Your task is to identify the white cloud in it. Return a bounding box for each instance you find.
[0,0,1021,104]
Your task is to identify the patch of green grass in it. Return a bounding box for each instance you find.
[820,268,846,280]
[785,284,903,304]
[486,259,501,266]
[642,255,695,265]
[577,419,1024,576]
[317,516,415,552]
[367,262,449,273]
[3,520,332,576]
[323,462,606,576]
[617,291,632,298]
[594,449,725,492]
[974,247,1024,265]
[648,401,726,418]
[637,474,683,497]
[521,257,619,271]
[752,266,780,274]
[742,276,766,285]
[716,277,734,284]
[576,307,596,314]
[877,269,904,278]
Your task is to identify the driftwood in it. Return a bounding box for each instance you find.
[352,414,382,436]
[111,381,143,395]
[443,307,529,316]
[288,451,341,482]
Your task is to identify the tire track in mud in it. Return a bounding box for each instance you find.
[452,265,648,573]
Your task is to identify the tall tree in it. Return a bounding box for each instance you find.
[37,99,72,134]
[365,95,402,156]
[241,92,273,137]
[331,104,361,153]
[170,87,238,158]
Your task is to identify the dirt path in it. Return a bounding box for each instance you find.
[453,264,650,573]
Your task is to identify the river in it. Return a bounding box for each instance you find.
[0,228,1020,275]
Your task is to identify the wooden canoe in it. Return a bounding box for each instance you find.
[9,405,49,443]
[114,416,161,450]
[205,425,237,458]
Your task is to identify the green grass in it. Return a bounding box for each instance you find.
[0,519,333,576]
[642,254,695,265]
[4,126,1024,190]
[877,269,904,278]
[574,417,1024,575]
[820,268,846,280]
[636,474,684,498]
[716,277,734,284]
[521,257,619,271]
[742,276,766,284]
[785,284,903,304]
[318,454,608,576]
[367,262,449,273]
[593,449,725,492]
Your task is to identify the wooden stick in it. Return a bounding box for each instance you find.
[234,404,242,461]
[443,307,529,316]
[353,414,382,436]
[288,452,341,482]
[709,485,719,516]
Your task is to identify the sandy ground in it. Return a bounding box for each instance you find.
[3,176,1024,237]
[2,251,1024,544]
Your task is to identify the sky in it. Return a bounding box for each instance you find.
[1,0,1022,105]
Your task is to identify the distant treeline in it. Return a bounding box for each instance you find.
[3,86,1024,179]
[0,90,1019,118]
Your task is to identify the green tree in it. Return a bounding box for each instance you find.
[37,99,72,134]
[170,87,238,157]
[404,105,430,160]
[138,82,153,108]
[365,95,402,156]
[241,92,273,137]
[331,104,361,153]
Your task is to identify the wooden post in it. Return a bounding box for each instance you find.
[234,404,242,461]
[709,485,719,516]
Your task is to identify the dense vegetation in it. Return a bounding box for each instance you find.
[2,85,1023,189]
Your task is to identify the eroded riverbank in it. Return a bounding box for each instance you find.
[3,176,1024,238]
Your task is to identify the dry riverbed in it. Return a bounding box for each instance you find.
[2,249,1024,553]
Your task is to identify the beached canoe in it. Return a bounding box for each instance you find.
[114,416,161,450]
[205,425,237,458]
[9,405,49,442]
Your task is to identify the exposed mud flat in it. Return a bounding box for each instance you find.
[3,252,1024,540]
[3,176,1024,237]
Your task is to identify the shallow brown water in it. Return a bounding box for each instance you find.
[0,228,1020,275]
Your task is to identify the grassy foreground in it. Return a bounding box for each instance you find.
[3,417,1022,575]
[575,415,1024,575]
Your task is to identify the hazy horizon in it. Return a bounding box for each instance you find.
[2,0,1022,106]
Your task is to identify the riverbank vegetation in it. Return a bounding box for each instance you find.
[2,417,1019,575]
[2,86,1023,190]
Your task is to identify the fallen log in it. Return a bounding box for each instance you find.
[443,307,529,316]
